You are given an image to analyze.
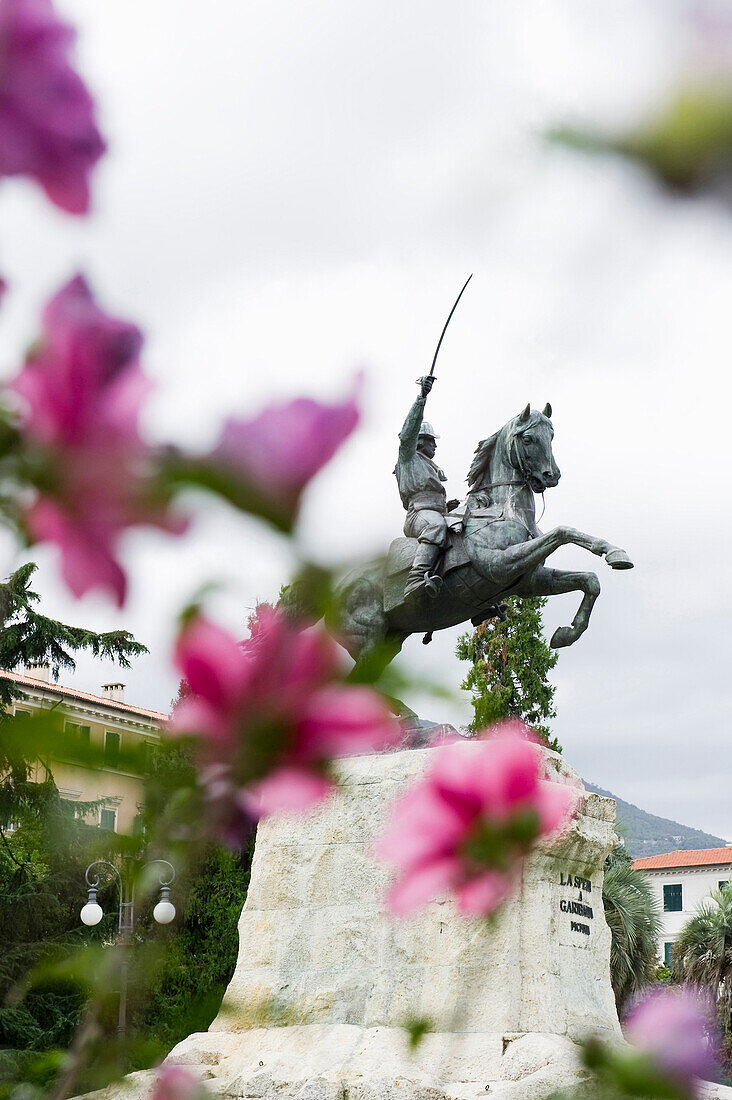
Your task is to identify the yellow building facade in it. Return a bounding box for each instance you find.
[1,664,168,834]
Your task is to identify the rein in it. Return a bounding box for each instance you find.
[476,430,546,529]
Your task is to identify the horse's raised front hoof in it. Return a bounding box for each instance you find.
[550,626,575,649]
[605,549,634,570]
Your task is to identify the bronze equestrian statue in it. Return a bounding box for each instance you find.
[332,382,632,681]
[326,278,633,680]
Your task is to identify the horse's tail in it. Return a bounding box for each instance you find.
[276,575,322,626]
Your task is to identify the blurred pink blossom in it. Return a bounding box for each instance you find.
[151,1065,208,1100]
[170,607,399,828]
[11,275,146,448]
[374,722,578,917]
[211,383,360,520]
[8,275,184,605]
[625,987,717,1090]
[0,0,105,213]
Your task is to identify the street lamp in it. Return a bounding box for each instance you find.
[80,887,103,927]
[80,858,176,1046]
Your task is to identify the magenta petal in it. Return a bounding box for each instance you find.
[625,988,717,1085]
[430,742,486,823]
[456,871,513,916]
[40,165,91,214]
[28,497,127,605]
[242,767,333,819]
[297,685,400,757]
[166,697,231,743]
[151,1065,206,1100]
[374,785,469,870]
[384,856,458,917]
[285,626,341,696]
[174,616,248,711]
[486,733,541,811]
[11,274,146,447]
[212,382,360,505]
[0,0,106,215]
[536,782,579,836]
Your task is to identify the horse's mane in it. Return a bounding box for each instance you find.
[467,430,500,490]
[467,410,552,491]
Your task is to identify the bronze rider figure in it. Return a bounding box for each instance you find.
[394,375,460,598]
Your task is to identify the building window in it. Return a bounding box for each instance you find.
[99,808,117,832]
[136,740,156,775]
[663,883,683,912]
[664,941,674,967]
[65,722,90,746]
[104,731,120,767]
[719,881,729,892]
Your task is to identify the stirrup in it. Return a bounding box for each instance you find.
[423,574,443,598]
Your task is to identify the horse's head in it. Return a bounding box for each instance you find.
[510,402,560,493]
[467,402,560,499]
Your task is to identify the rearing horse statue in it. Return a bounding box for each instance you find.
[331,401,632,679]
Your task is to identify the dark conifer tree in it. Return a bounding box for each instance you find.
[0,562,147,707]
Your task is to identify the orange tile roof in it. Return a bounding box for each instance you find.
[0,669,169,722]
[633,848,732,871]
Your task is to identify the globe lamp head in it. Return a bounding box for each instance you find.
[81,900,103,926]
[153,886,175,924]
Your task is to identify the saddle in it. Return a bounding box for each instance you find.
[383,517,467,613]
[383,506,505,614]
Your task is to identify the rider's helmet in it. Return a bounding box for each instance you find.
[418,421,439,440]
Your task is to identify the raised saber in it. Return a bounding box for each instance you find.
[422,273,473,383]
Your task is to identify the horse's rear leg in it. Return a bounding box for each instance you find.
[514,566,601,648]
[348,633,407,684]
[348,633,412,717]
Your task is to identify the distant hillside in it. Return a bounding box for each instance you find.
[584,781,729,858]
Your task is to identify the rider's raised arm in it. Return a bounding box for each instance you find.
[398,393,426,459]
[398,376,433,459]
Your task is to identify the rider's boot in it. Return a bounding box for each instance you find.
[404,542,441,599]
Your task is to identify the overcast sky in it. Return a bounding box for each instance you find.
[1,0,730,838]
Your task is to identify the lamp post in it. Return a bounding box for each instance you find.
[80,859,176,1044]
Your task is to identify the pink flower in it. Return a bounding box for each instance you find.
[374,722,578,917]
[625,988,718,1089]
[0,0,105,214]
[11,275,146,449]
[7,275,184,605]
[151,1065,208,1100]
[210,382,360,522]
[169,607,399,830]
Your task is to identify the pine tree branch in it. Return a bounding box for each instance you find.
[0,825,26,869]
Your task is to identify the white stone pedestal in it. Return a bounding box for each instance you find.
[81,742,732,1100]
[217,743,618,1040]
[161,743,623,1099]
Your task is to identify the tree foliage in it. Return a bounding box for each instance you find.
[0,563,148,708]
[673,885,732,1038]
[0,562,149,856]
[456,596,559,749]
[130,842,252,1055]
[602,845,662,1013]
[0,563,151,1092]
[0,782,119,1096]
